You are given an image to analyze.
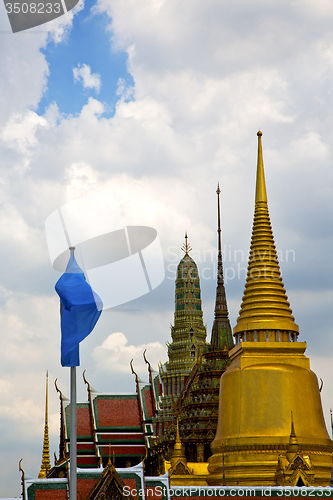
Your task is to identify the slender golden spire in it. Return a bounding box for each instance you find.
[38,371,51,478]
[234,131,299,336]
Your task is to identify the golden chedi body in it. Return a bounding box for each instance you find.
[207,132,333,487]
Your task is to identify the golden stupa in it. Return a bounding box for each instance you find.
[207,131,333,487]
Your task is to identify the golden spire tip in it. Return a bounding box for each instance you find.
[255,129,267,203]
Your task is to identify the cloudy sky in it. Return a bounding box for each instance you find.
[0,0,333,495]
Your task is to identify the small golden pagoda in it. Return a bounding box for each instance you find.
[208,131,333,486]
[38,371,51,479]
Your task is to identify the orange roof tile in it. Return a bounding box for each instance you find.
[97,398,141,427]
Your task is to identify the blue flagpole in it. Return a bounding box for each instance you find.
[55,245,102,498]
[69,246,77,500]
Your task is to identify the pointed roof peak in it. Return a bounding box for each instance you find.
[255,130,267,204]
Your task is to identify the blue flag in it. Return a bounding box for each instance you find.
[55,254,103,367]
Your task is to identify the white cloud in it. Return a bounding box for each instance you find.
[46,0,85,44]
[73,63,101,93]
[116,77,134,101]
[92,331,167,377]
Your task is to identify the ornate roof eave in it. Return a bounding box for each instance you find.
[83,370,100,468]
[143,349,158,414]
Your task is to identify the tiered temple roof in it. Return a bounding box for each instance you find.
[22,461,170,500]
[49,361,161,476]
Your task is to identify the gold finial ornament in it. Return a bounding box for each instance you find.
[38,371,51,478]
[233,130,298,339]
[181,233,192,256]
[19,459,26,500]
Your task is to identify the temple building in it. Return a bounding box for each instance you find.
[172,185,234,464]
[207,131,333,486]
[52,365,161,472]
[20,132,333,497]
[152,234,207,460]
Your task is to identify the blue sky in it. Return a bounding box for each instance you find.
[37,0,134,117]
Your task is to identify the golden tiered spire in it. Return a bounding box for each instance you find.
[181,233,192,256]
[234,131,299,338]
[38,371,51,478]
[208,132,333,487]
